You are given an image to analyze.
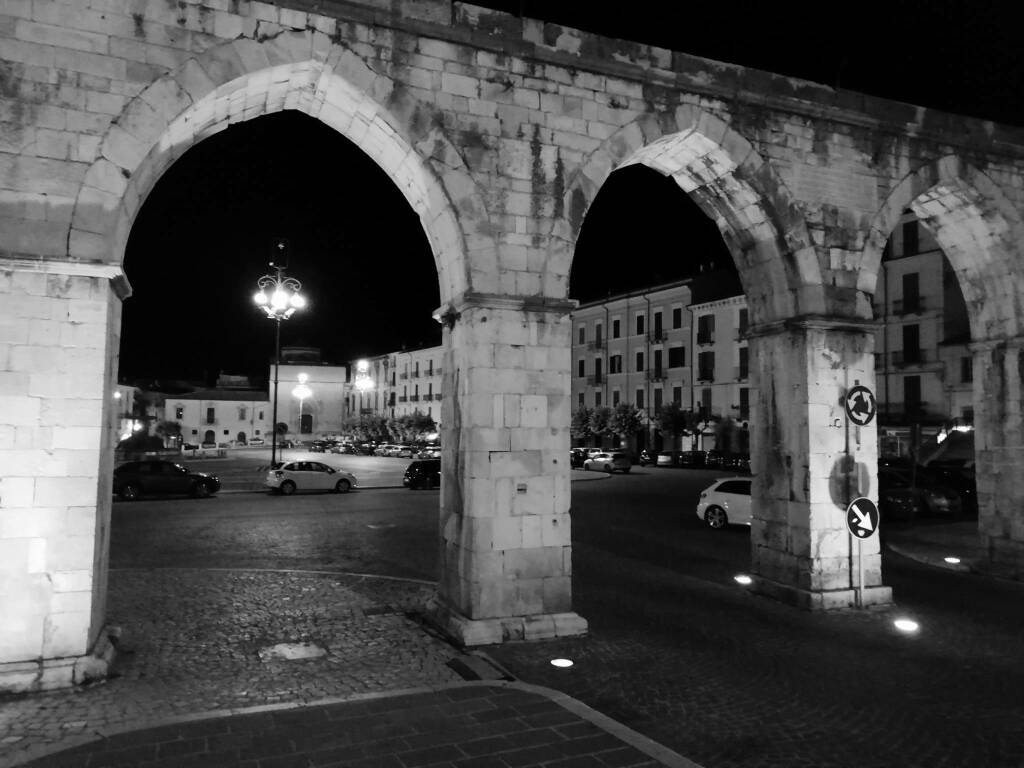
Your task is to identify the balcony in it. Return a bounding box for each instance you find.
[398,396,408,403]
[696,332,714,345]
[893,297,925,315]
[891,349,932,367]
[433,393,443,400]
[697,369,715,383]
[735,328,749,341]
[588,339,605,350]
[645,369,664,381]
[399,373,408,380]
[410,395,419,402]
[648,329,665,343]
[586,375,603,386]
[411,371,420,379]
[734,366,749,381]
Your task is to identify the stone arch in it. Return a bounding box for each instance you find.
[68,30,497,306]
[863,156,1024,340]
[560,104,823,325]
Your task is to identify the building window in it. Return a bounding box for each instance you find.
[594,358,603,383]
[672,386,682,405]
[578,359,585,378]
[962,406,974,424]
[578,326,586,345]
[175,406,184,420]
[902,220,919,255]
[578,392,585,408]
[595,391,602,407]
[206,407,215,424]
[738,308,749,338]
[654,388,663,410]
[612,390,620,406]
[672,307,682,329]
[636,389,644,409]
[697,314,715,344]
[239,406,247,421]
[414,361,419,377]
[259,410,264,420]
[904,375,922,414]
[698,351,715,382]
[739,388,750,421]
[635,313,645,336]
[609,354,622,374]
[612,319,620,338]
[668,346,685,368]
[653,349,663,377]
[635,351,644,372]
[595,323,603,346]
[700,388,712,417]
[961,356,973,383]
[739,347,749,379]
[902,324,921,363]
[901,272,920,313]
[653,311,663,338]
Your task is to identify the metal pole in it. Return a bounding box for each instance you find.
[271,317,280,466]
[858,536,865,608]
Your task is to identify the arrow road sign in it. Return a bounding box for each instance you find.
[846,497,879,538]
[845,385,876,426]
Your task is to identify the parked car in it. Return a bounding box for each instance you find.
[265,460,356,495]
[248,437,266,446]
[679,450,707,468]
[404,458,441,489]
[720,453,751,472]
[201,441,217,449]
[331,443,358,454]
[638,448,656,466]
[113,460,220,501]
[877,466,962,521]
[182,442,199,450]
[395,445,416,458]
[656,450,683,467]
[924,463,977,515]
[695,477,753,529]
[417,444,441,459]
[570,448,588,468]
[583,451,631,473]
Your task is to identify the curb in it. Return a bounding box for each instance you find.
[884,541,979,573]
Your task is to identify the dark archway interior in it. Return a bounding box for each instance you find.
[121,111,440,388]
[569,165,737,303]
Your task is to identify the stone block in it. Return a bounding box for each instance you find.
[552,611,588,637]
[520,394,548,428]
[41,610,90,657]
[503,546,561,579]
[513,578,545,615]
[37,533,94,570]
[511,476,556,517]
[491,517,521,550]
[523,613,555,640]
[542,577,572,613]
[488,449,542,478]
[0,612,44,660]
[0,476,35,507]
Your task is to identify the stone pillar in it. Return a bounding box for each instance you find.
[427,294,588,645]
[747,318,893,610]
[0,259,128,692]
[971,338,1024,578]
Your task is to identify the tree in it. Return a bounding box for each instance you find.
[275,422,289,438]
[654,403,702,449]
[388,411,438,443]
[714,416,738,456]
[571,406,594,442]
[154,420,181,447]
[608,402,646,444]
[588,406,612,438]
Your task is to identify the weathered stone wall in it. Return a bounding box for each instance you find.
[2,0,1024,684]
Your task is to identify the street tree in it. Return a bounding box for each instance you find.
[571,406,594,442]
[608,402,646,453]
[654,403,702,449]
[588,406,612,440]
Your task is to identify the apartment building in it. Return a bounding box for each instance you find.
[571,279,696,451]
[344,346,444,427]
[689,292,751,437]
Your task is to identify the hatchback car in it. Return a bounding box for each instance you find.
[695,477,753,529]
[656,450,683,467]
[583,451,631,473]
[113,460,220,501]
[404,458,441,489]
[265,460,356,495]
[570,448,588,468]
[877,467,961,521]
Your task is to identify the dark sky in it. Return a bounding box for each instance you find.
[119,1,1019,387]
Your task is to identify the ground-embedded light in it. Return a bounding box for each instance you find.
[944,556,961,564]
[550,658,573,668]
[893,618,920,633]
[734,574,753,585]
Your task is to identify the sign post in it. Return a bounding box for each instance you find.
[846,496,880,607]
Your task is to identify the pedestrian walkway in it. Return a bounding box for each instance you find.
[884,519,986,573]
[1,568,693,768]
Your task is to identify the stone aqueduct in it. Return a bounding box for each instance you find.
[2,0,1024,690]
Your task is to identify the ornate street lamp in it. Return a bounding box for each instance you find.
[254,251,306,466]
[292,372,312,438]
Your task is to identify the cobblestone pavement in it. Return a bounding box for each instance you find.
[483,542,1024,768]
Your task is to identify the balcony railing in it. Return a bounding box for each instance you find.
[735,366,749,380]
[398,396,408,402]
[697,369,715,382]
[398,373,408,379]
[893,297,925,315]
[892,349,931,367]
[648,329,665,342]
[433,393,443,400]
[410,395,419,402]
[736,328,749,341]
[696,332,714,345]
[588,339,605,350]
[586,375,603,386]
[645,369,664,381]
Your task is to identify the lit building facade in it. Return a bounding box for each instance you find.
[164,389,270,446]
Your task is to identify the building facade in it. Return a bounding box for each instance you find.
[164,389,270,446]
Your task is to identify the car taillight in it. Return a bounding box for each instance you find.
[274,470,284,477]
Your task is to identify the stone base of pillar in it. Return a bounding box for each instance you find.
[0,625,120,694]
[425,595,588,646]
[753,578,893,611]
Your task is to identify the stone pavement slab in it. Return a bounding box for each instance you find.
[15,682,696,768]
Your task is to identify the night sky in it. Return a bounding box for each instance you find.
[118,1,1019,387]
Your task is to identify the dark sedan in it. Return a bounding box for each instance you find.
[113,460,220,501]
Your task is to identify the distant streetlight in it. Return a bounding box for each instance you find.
[292,373,312,437]
[254,245,306,465]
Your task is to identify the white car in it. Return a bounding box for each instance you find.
[265,460,356,495]
[695,477,753,529]
[582,451,631,474]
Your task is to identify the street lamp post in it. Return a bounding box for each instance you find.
[292,373,312,439]
[254,255,306,466]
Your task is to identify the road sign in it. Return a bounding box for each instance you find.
[846,497,879,538]
[845,385,876,426]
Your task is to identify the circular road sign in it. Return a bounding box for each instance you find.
[846,497,879,538]
[845,385,876,426]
